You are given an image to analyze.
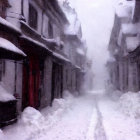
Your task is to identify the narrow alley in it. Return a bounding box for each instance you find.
[0,0,140,140]
[1,90,140,140]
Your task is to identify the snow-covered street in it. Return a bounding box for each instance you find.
[1,0,140,140]
[1,90,140,140]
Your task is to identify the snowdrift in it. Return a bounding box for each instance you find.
[118,91,140,118]
[1,91,75,140]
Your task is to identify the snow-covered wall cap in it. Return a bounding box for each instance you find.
[0,17,21,33]
[115,0,135,18]
[126,36,140,51]
[0,37,26,56]
[122,23,140,34]
[0,84,15,102]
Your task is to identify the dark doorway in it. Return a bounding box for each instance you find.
[51,62,63,104]
[22,56,40,110]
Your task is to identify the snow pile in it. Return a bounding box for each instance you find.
[118,92,140,118]
[41,91,74,122]
[0,84,15,102]
[98,98,140,140]
[20,107,45,127]
[115,0,135,18]
[126,36,140,52]
[0,130,4,140]
[3,91,75,140]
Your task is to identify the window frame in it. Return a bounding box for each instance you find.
[28,3,38,30]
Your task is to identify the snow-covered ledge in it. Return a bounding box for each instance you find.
[0,17,21,34]
[0,37,26,56]
[126,36,140,52]
[0,84,15,102]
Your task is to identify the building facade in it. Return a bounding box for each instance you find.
[108,0,140,93]
[0,0,86,127]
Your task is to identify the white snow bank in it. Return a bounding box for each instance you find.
[118,92,140,118]
[0,129,4,140]
[126,36,140,51]
[99,98,140,140]
[0,37,26,56]
[20,107,45,127]
[115,0,135,18]
[41,91,74,117]
[3,91,75,140]
[0,84,15,102]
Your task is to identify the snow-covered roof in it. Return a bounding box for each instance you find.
[53,52,70,62]
[65,13,81,35]
[0,37,26,56]
[0,84,15,102]
[115,0,135,18]
[58,0,81,36]
[0,17,21,33]
[126,36,140,52]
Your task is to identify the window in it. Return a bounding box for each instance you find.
[0,2,7,18]
[48,21,53,38]
[29,4,38,30]
[0,60,5,81]
[42,15,49,38]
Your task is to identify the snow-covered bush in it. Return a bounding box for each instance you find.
[118,92,140,118]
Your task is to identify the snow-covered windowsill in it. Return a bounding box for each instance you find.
[0,83,15,102]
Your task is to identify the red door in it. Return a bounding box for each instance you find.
[22,56,40,110]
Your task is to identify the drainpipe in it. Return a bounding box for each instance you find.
[21,0,26,22]
[14,61,17,94]
[21,0,24,16]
